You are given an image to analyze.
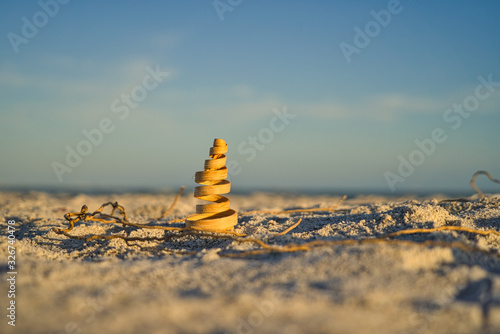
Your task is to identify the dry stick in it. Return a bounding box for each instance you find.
[156,186,185,220]
[55,214,500,260]
[220,225,500,258]
[219,237,495,258]
[383,225,500,238]
[60,203,126,232]
[470,170,500,198]
[54,190,186,234]
[274,219,303,237]
[57,230,172,242]
[56,228,248,248]
[179,217,303,237]
[241,195,347,216]
[55,207,184,234]
[220,224,500,257]
[55,217,304,255]
[57,191,341,235]
[55,215,299,241]
[182,227,247,237]
[163,218,185,223]
[439,198,472,203]
[55,196,251,240]
[55,191,500,259]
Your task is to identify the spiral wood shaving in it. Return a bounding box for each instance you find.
[186,138,238,231]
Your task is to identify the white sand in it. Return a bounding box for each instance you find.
[1,191,500,334]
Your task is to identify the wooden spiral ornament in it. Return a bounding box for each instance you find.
[186,138,238,231]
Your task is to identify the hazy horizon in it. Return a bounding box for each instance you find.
[1,1,499,195]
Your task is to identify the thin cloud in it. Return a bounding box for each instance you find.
[149,85,284,124]
[0,57,175,92]
[148,31,184,49]
[301,89,500,122]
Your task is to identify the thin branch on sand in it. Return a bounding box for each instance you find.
[54,195,500,260]
[156,186,185,220]
[470,170,500,198]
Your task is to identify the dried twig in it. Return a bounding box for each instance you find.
[274,219,303,237]
[439,198,471,203]
[218,237,497,258]
[54,189,186,234]
[383,225,500,238]
[54,187,500,260]
[219,225,500,258]
[470,170,500,198]
[156,186,185,220]
[55,200,500,261]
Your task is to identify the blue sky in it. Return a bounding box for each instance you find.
[1,0,499,194]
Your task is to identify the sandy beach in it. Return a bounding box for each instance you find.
[1,190,500,334]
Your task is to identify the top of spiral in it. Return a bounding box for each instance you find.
[213,138,226,147]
